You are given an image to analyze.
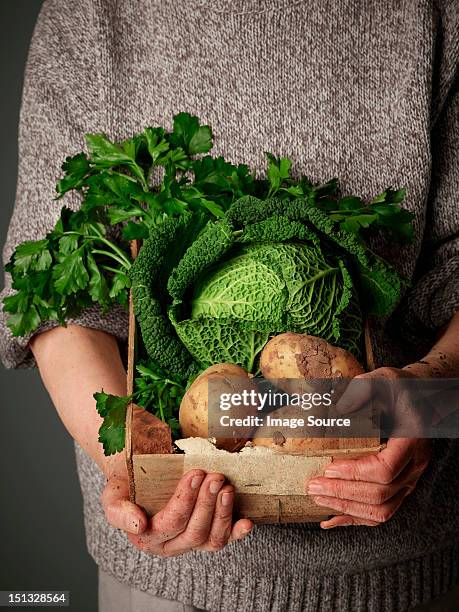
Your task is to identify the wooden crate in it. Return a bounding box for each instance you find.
[125,244,382,523]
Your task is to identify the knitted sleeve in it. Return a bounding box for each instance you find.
[0,0,128,369]
[399,6,459,340]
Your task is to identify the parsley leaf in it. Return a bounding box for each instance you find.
[169,112,213,155]
[13,240,52,273]
[57,153,92,195]
[52,247,90,295]
[85,133,148,190]
[266,153,292,197]
[94,391,131,456]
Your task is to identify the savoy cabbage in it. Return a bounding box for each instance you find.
[130,195,404,376]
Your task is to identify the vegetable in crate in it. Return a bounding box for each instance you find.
[3,113,252,338]
[250,332,366,453]
[251,405,337,453]
[178,334,366,454]
[179,363,257,452]
[259,332,365,392]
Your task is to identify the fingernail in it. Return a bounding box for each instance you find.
[308,482,324,494]
[324,468,342,478]
[210,479,224,494]
[191,474,204,489]
[222,491,233,506]
[312,496,330,507]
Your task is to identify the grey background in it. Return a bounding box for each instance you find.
[0,2,97,611]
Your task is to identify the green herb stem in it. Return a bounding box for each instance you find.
[61,229,129,267]
[92,237,132,268]
[91,249,131,270]
[100,264,127,275]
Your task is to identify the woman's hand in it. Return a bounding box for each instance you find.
[307,312,459,528]
[31,326,253,555]
[307,436,431,528]
[308,365,432,528]
[102,465,253,557]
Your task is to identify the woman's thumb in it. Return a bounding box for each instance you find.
[101,475,147,535]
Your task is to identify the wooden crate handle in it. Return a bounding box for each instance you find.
[125,240,141,502]
[364,319,375,371]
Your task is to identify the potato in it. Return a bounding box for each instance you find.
[260,332,364,394]
[179,363,257,452]
[251,405,338,453]
[257,333,365,450]
[195,363,250,381]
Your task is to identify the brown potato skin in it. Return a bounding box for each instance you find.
[260,332,364,388]
[179,363,256,452]
[257,333,365,452]
[194,363,249,382]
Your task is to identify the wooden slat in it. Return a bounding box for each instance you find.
[133,455,184,515]
[234,494,334,524]
[182,453,331,496]
[132,454,334,522]
[338,437,380,449]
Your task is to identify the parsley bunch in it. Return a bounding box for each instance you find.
[4,114,413,339]
[4,113,256,337]
[263,154,414,242]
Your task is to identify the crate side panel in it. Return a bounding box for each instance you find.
[133,455,184,514]
[182,453,330,496]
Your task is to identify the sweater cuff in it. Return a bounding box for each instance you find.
[0,287,129,369]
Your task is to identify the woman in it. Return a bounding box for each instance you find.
[1,1,458,610]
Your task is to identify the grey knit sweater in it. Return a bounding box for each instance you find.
[2,1,459,610]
